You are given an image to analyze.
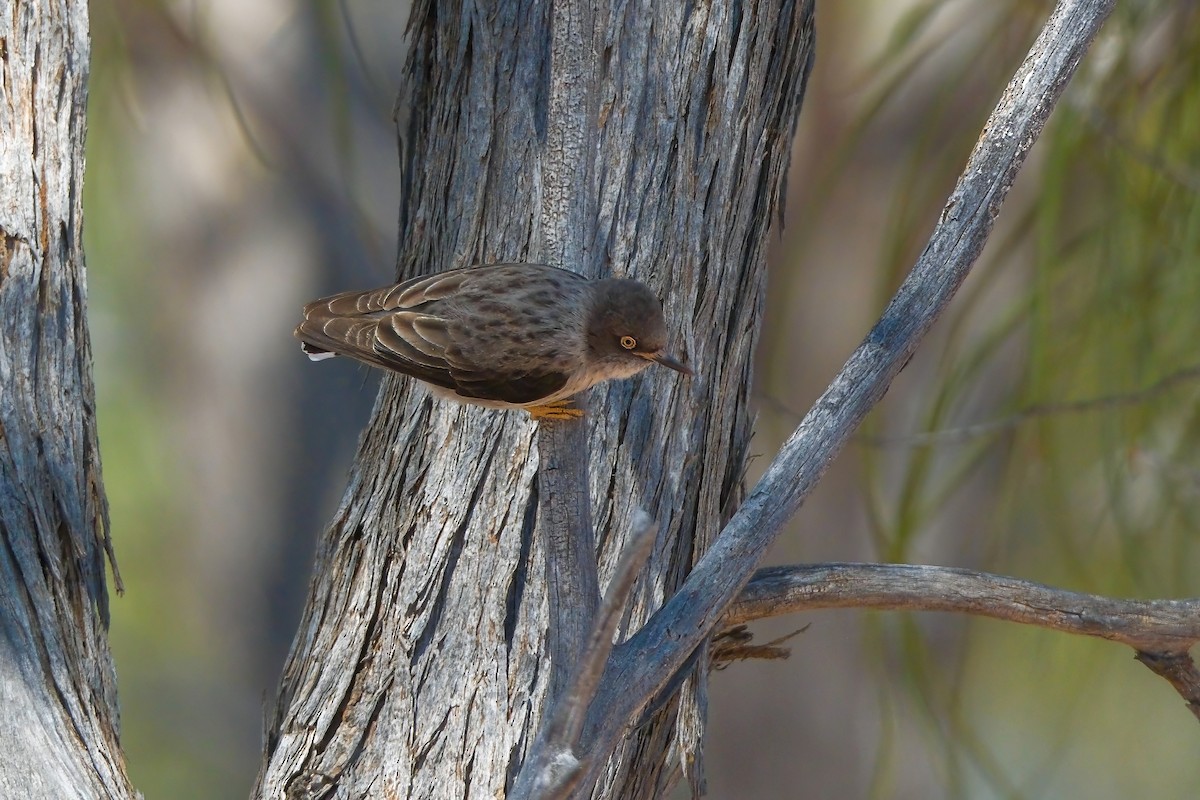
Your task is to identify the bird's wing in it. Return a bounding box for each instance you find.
[449,369,570,405]
[372,310,462,387]
[318,269,476,316]
[295,267,572,404]
[374,311,569,404]
[294,271,472,384]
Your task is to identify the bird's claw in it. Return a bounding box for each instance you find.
[527,399,585,421]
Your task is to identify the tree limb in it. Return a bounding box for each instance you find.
[727,562,1200,722]
[727,563,1200,653]
[1135,652,1200,723]
[575,0,1118,773]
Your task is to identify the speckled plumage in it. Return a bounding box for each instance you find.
[294,263,691,411]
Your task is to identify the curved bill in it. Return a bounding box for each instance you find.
[647,351,695,376]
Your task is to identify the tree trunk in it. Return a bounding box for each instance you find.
[257,0,815,797]
[0,1,131,797]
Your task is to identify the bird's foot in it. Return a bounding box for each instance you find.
[527,399,585,421]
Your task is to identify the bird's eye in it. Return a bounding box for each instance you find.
[619,335,637,350]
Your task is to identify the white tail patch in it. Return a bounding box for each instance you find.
[301,344,338,362]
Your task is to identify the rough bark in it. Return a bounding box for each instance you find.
[0,1,131,798]
[257,0,814,798]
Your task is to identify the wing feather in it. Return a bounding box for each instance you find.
[375,313,457,369]
[452,370,570,405]
[294,264,583,405]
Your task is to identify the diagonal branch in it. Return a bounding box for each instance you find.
[574,0,1119,775]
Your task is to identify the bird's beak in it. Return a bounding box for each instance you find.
[646,351,695,376]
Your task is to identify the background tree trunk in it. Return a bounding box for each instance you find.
[0,1,131,797]
[257,0,815,797]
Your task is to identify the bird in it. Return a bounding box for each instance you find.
[294,263,693,419]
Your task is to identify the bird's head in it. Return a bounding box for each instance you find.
[587,279,693,376]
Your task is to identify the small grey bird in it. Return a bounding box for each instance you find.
[294,263,692,419]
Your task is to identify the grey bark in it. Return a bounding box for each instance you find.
[258,0,1129,798]
[0,1,132,798]
[511,515,658,800]
[536,415,599,709]
[257,0,814,798]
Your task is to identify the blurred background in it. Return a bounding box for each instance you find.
[85,0,1200,797]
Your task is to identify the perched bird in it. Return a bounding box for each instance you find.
[294,263,692,419]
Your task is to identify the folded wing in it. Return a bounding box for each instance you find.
[294,267,570,404]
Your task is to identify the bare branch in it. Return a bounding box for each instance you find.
[726,564,1200,722]
[576,0,1118,769]
[561,513,658,748]
[726,563,1200,653]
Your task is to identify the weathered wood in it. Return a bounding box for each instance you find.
[728,563,1200,652]
[537,415,598,708]
[257,0,814,797]
[0,1,132,798]
[1135,652,1200,723]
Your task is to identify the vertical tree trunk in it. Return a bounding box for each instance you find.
[0,1,131,797]
[257,1,814,797]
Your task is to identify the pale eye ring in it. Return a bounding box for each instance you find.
[619,335,637,350]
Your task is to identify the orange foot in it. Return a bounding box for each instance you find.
[526,398,585,421]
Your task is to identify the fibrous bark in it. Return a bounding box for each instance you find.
[257,1,815,797]
[0,1,131,798]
